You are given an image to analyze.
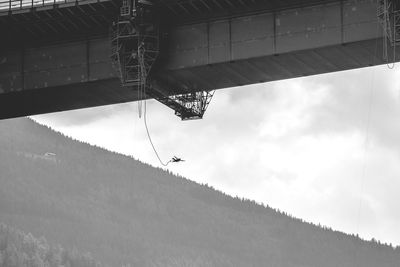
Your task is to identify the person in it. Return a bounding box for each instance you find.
[171,156,184,163]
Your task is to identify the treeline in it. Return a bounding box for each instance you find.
[0,117,400,266]
[0,223,102,267]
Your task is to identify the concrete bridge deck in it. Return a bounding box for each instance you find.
[0,0,395,119]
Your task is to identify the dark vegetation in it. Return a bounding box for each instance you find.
[0,223,102,267]
[0,117,399,266]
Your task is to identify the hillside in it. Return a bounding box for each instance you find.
[0,223,103,267]
[0,117,399,266]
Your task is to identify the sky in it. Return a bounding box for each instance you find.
[34,65,400,247]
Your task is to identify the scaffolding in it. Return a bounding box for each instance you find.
[377,0,400,64]
[111,0,215,120]
[110,0,159,88]
[149,90,215,120]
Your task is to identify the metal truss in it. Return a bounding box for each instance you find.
[150,90,215,120]
[111,0,215,120]
[377,0,400,46]
[395,9,400,45]
[110,0,159,88]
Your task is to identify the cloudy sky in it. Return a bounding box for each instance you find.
[34,65,400,246]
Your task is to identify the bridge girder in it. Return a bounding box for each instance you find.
[0,0,396,120]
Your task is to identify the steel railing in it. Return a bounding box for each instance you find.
[0,0,86,12]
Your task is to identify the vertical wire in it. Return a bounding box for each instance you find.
[352,23,380,267]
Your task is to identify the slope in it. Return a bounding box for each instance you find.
[0,117,398,266]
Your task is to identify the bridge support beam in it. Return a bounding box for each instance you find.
[0,0,397,119]
[157,0,387,91]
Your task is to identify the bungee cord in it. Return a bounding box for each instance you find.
[137,44,181,167]
[143,100,172,167]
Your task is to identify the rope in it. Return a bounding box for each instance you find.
[354,9,398,263]
[143,100,172,167]
[352,23,380,267]
[138,46,144,118]
[138,45,172,167]
[353,67,375,267]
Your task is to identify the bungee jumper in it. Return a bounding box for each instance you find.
[171,156,184,163]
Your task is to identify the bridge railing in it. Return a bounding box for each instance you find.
[0,0,85,12]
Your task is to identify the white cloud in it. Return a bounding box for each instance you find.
[33,64,400,246]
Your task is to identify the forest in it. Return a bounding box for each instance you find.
[0,117,399,266]
[0,223,102,267]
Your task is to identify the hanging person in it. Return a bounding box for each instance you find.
[171,156,184,163]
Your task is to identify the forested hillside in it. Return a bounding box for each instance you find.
[0,223,102,267]
[0,117,399,266]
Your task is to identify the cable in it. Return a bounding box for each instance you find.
[143,100,172,167]
[354,8,398,262]
[138,48,144,118]
[353,69,375,266]
[352,23,380,267]
[138,46,172,167]
[386,17,396,69]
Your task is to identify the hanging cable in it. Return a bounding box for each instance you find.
[352,23,380,267]
[386,15,396,69]
[138,46,144,118]
[353,63,376,267]
[138,45,174,167]
[143,100,172,167]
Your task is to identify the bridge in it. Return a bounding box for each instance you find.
[0,0,399,120]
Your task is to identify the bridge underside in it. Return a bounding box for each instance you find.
[0,0,395,119]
